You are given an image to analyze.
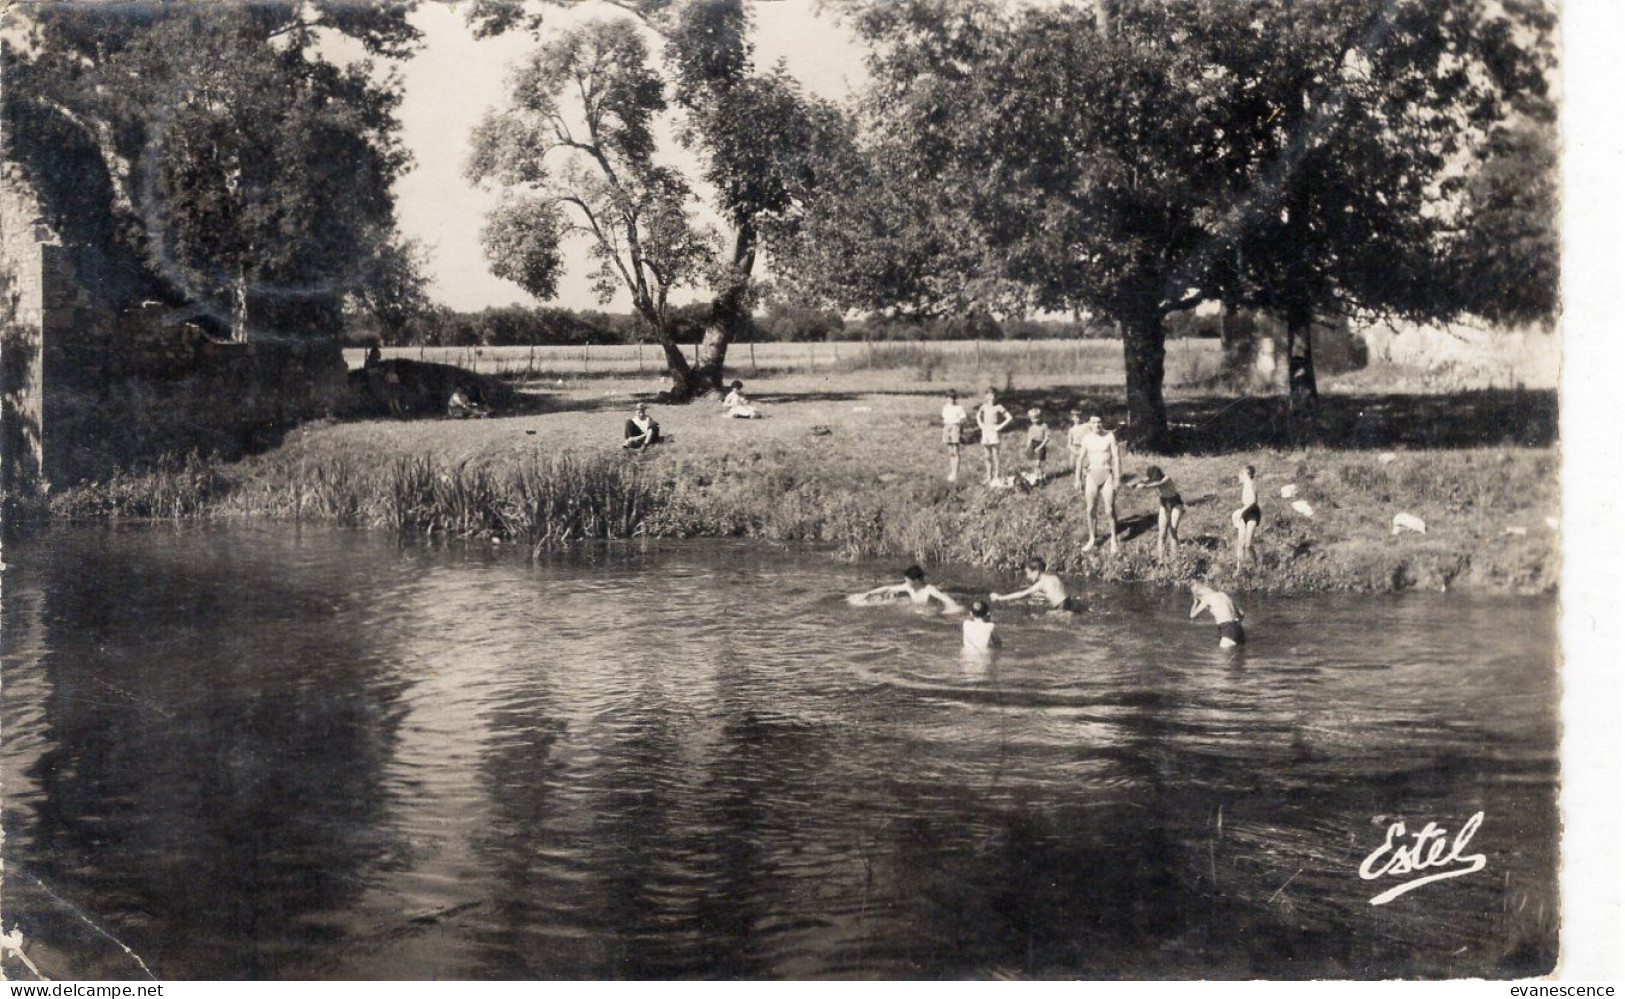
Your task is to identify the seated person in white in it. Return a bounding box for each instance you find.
[447,385,491,419]
[723,380,761,419]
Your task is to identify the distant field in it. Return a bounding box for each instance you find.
[344,338,1226,387]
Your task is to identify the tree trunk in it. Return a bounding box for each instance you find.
[231,267,250,343]
[688,224,757,397]
[1285,302,1321,441]
[654,337,706,400]
[1121,309,1172,452]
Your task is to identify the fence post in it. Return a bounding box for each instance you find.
[976,339,982,370]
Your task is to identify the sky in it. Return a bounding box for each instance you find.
[385,1,868,313]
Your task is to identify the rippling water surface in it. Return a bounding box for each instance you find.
[1,524,1557,979]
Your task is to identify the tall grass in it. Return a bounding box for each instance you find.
[44,440,1558,594]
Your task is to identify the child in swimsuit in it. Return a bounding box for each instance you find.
[990,557,1081,612]
[963,599,1000,651]
[941,390,969,482]
[1230,464,1261,567]
[975,387,1014,484]
[848,564,964,614]
[1189,581,1246,648]
[1024,408,1051,481]
[1129,464,1183,558]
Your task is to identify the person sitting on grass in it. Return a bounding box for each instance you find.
[723,380,761,419]
[1129,464,1184,559]
[990,557,1081,612]
[1024,408,1051,482]
[1074,415,1121,554]
[622,402,661,451]
[447,384,491,419]
[1231,464,1261,568]
[847,564,964,613]
[1189,581,1246,648]
[963,599,1000,652]
[941,389,969,483]
[975,387,1014,484]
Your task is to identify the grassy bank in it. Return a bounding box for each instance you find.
[44,366,1560,595]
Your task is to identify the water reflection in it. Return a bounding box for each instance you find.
[1,526,1557,979]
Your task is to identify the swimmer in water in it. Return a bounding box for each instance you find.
[1189,581,1245,648]
[963,599,1000,651]
[1230,464,1261,568]
[990,557,1081,612]
[847,564,964,613]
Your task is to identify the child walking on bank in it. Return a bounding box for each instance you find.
[1231,465,1261,568]
[1129,465,1184,558]
[975,387,1014,484]
[941,390,969,483]
[1024,408,1051,481]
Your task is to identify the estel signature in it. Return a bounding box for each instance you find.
[1358,811,1487,905]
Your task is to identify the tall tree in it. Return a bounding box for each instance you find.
[464,0,843,398]
[806,0,1556,449]
[1187,0,1557,433]
[467,19,716,393]
[1,1,420,340]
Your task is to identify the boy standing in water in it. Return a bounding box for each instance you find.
[1129,464,1184,558]
[975,387,1014,484]
[991,557,1081,612]
[1189,582,1246,648]
[963,599,1000,651]
[941,389,969,483]
[1024,408,1051,482]
[1231,464,1261,567]
[848,564,964,614]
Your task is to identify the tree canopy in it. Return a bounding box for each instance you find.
[464,0,844,399]
[794,0,1557,448]
[2,1,421,340]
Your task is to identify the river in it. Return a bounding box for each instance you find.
[0,524,1558,979]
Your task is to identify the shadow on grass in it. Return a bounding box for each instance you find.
[989,387,1557,454]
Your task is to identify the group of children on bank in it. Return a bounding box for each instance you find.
[848,560,1245,651]
[942,386,1264,567]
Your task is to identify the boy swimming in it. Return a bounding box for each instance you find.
[1129,464,1184,558]
[1231,464,1261,567]
[1189,581,1246,648]
[848,564,964,614]
[963,599,1000,651]
[990,557,1080,612]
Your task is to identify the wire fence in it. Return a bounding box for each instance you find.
[344,338,1225,384]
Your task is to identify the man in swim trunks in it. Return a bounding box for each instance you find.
[848,564,964,614]
[1230,464,1261,568]
[1189,581,1246,648]
[975,387,1014,484]
[1073,415,1120,554]
[1129,464,1184,559]
[990,557,1081,612]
